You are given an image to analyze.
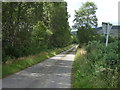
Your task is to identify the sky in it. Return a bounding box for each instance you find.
[65,0,119,29]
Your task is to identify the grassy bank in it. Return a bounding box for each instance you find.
[72,41,119,88]
[2,45,73,78]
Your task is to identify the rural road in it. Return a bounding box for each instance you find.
[2,45,78,88]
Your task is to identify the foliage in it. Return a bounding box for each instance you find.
[73,1,98,45]
[73,1,98,29]
[2,2,72,62]
[73,40,119,88]
[2,2,44,62]
[72,35,79,44]
[77,26,99,45]
[31,21,52,53]
[2,45,73,78]
[98,35,117,43]
[48,2,72,47]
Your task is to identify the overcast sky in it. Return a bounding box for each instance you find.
[65,0,119,29]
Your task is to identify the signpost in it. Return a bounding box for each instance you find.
[102,22,112,47]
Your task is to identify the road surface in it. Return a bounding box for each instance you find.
[2,45,77,88]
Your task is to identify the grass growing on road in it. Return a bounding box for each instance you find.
[72,41,119,88]
[2,45,73,78]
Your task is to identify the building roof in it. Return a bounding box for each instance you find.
[96,25,120,31]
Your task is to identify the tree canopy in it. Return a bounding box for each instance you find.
[73,1,98,29]
[73,1,99,45]
[2,2,72,62]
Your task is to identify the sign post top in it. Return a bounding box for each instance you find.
[102,22,112,47]
[102,22,112,35]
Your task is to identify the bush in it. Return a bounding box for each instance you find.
[77,26,100,45]
[86,40,119,87]
[73,40,120,88]
[72,36,79,44]
[98,35,117,43]
[32,21,52,48]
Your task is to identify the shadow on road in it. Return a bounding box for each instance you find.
[2,46,77,88]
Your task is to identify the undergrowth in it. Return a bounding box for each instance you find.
[2,45,73,78]
[73,41,119,88]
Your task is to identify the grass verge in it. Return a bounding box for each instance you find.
[72,41,119,88]
[2,45,73,78]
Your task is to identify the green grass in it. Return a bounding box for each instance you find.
[72,41,119,88]
[2,45,73,78]
[73,48,94,88]
[72,49,106,88]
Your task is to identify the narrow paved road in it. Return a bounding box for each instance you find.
[2,45,77,88]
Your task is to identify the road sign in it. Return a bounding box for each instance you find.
[102,22,112,47]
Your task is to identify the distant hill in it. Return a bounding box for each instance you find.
[71,25,120,37]
[95,25,120,37]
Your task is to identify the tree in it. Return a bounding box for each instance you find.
[2,2,72,62]
[2,2,44,60]
[31,21,52,52]
[73,1,98,44]
[77,26,99,45]
[73,1,98,29]
[49,2,72,47]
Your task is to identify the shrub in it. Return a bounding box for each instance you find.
[77,26,100,45]
[73,40,120,88]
